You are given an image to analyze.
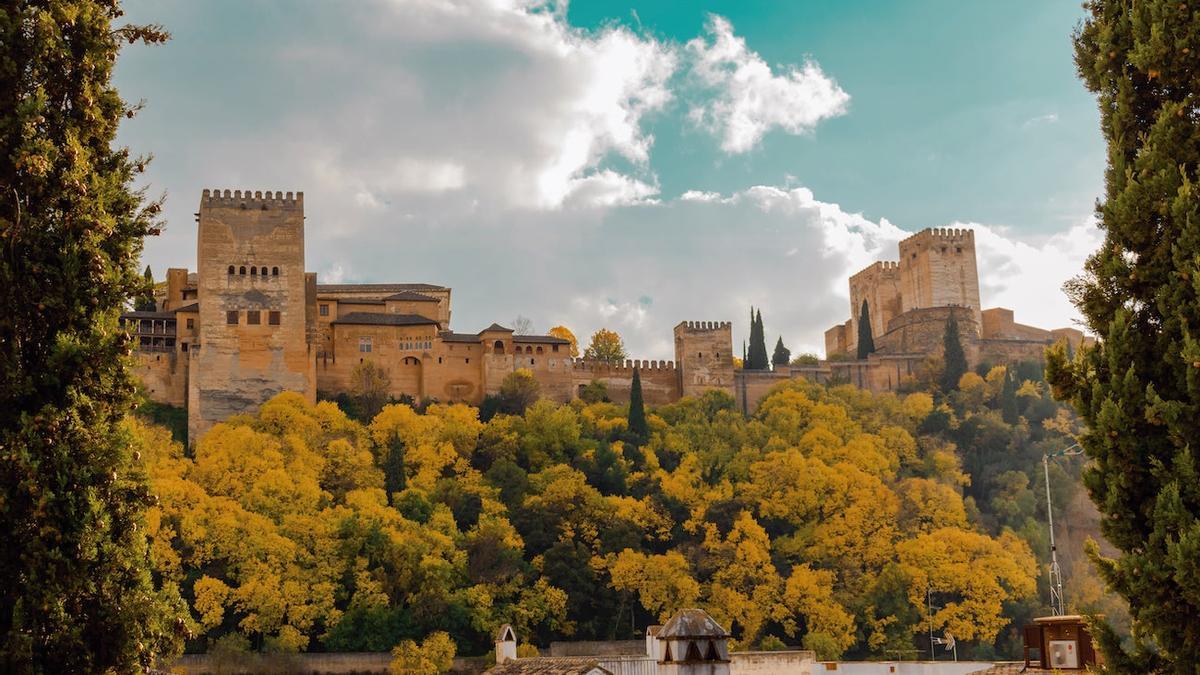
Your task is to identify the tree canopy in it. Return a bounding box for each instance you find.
[583,328,627,363]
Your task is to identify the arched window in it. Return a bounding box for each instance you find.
[525,346,533,354]
[250,266,257,276]
[272,266,279,276]
[493,340,505,354]
[239,266,246,275]
[536,346,543,354]
[227,265,235,275]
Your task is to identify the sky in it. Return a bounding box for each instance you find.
[116,0,1105,359]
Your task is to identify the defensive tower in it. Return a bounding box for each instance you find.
[189,189,316,441]
[848,260,902,347]
[673,321,735,399]
[898,228,981,335]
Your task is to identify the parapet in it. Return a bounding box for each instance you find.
[900,226,974,247]
[850,260,901,282]
[201,189,304,209]
[674,320,732,332]
[573,359,677,373]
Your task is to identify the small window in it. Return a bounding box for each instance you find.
[268,311,280,325]
[941,246,947,254]
[493,340,505,354]
[247,310,261,325]
[250,266,257,276]
[272,266,279,276]
[530,358,535,365]
[956,246,963,254]
[552,344,559,352]
[359,336,372,353]
[226,310,238,325]
[186,318,195,330]
[319,304,329,317]
[536,346,543,354]
[239,266,247,275]
[181,343,189,353]
[465,358,470,364]
[698,352,703,358]
[227,265,235,275]
[438,357,443,364]
[686,641,702,661]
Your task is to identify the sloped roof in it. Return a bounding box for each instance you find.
[331,312,439,327]
[512,335,571,345]
[485,659,612,675]
[496,624,516,641]
[480,323,514,333]
[659,609,728,639]
[317,283,446,294]
[121,310,175,320]
[384,291,440,302]
[440,331,481,343]
[173,303,199,313]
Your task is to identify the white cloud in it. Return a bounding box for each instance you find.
[686,15,850,154]
[1023,112,1060,128]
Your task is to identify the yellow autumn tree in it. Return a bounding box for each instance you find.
[390,631,456,675]
[608,550,701,621]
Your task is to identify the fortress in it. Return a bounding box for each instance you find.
[124,190,1089,437]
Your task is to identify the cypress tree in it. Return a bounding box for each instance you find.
[856,299,876,359]
[771,337,791,368]
[0,4,183,670]
[747,308,769,369]
[1044,2,1200,667]
[134,265,157,311]
[627,368,648,444]
[940,312,967,392]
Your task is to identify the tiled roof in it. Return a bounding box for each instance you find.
[322,298,385,305]
[513,335,571,345]
[384,291,439,302]
[440,331,481,343]
[173,303,199,313]
[480,323,513,333]
[659,609,729,638]
[121,310,176,320]
[485,659,612,675]
[331,312,439,327]
[317,283,446,293]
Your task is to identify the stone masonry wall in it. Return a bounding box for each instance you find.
[897,228,981,334]
[674,321,736,398]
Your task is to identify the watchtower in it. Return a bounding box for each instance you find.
[654,609,730,675]
[673,321,735,399]
[188,189,316,441]
[898,228,981,335]
[849,260,902,346]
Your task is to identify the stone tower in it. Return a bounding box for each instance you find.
[898,228,981,335]
[188,189,316,442]
[674,321,735,399]
[849,260,902,347]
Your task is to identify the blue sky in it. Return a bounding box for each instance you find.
[117,0,1103,358]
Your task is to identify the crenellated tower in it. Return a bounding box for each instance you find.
[673,321,735,399]
[898,227,981,335]
[189,189,316,441]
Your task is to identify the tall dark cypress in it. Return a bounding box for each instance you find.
[135,265,157,311]
[771,337,791,368]
[1044,1,1200,667]
[940,312,967,392]
[856,299,876,359]
[747,308,769,369]
[0,3,183,670]
[627,368,648,444]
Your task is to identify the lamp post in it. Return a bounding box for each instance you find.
[1043,442,1083,616]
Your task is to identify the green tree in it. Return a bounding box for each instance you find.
[1044,2,1200,668]
[856,300,876,359]
[747,308,769,370]
[771,337,791,369]
[0,3,183,671]
[499,368,541,415]
[135,265,157,311]
[627,368,648,445]
[351,360,392,421]
[583,328,627,363]
[940,313,967,392]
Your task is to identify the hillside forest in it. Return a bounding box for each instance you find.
[133,361,1127,662]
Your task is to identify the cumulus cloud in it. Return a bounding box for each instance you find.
[686,15,850,153]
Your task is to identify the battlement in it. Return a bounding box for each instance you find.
[900,227,974,246]
[674,320,732,332]
[572,358,677,373]
[850,260,900,282]
[201,189,304,208]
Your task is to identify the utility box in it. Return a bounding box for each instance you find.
[1023,615,1099,670]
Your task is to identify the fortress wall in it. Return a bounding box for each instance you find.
[898,228,981,333]
[731,650,816,675]
[570,360,680,405]
[877,306,980,364]
[824,322,850,358]
[133,351,188,407]
[976,338,1054,366]
[734,368,833,415]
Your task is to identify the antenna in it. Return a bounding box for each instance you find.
[1043,442,1083,616]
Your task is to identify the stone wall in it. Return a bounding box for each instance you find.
[133,350,188,407]
[548,640,646,656]
[849,261,903,342]
[571,360,681,405]
[876,306,979,363]
[730,650,816,675]
[169,652,489,675]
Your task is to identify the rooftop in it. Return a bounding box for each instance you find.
[513,334,571,345]
[121,310,176,320]
[658,609,729,639]
[480,323,514,333]
[317,283,447,294]
[486,658,612,675]
[440,331,481,343]
[384,291,440,302]
[331,312,440,327]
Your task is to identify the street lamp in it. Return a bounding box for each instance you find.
[1043,442,1083,616]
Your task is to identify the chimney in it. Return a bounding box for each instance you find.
[495,624,517,664]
